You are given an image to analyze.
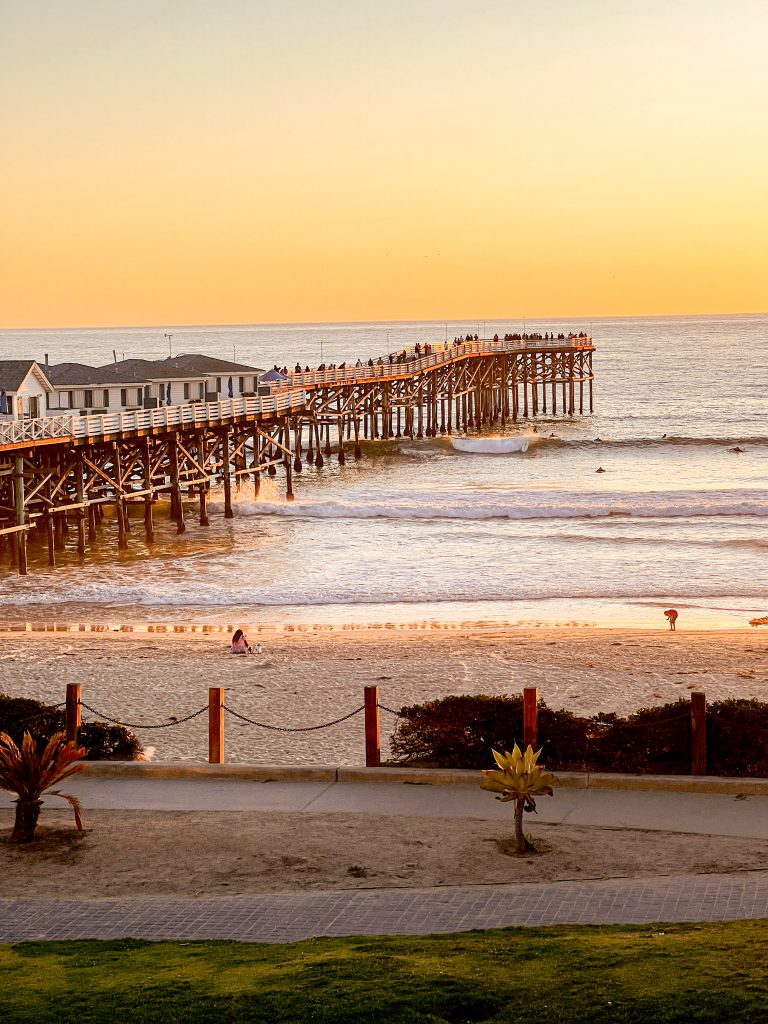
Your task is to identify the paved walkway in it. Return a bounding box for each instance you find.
[3,871,768,942]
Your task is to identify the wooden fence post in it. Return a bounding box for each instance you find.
[65,683,81,744]
[523,687,539,751]
[208,687,225,764]
[690,691,707,776]
[364,685,381,767]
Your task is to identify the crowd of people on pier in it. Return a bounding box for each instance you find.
[278,330,590,381]
[502,331,590,342]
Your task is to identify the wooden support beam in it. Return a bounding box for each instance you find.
[197,433,209,526]
[142,438,155,542]
[13,457,27,575]
[222,429,234,518]
[75,454,86,556]
[168,437,185,533]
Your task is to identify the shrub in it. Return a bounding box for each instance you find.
[389,694,768,777]
[390,694,523,768]
[709,699,768,777]
[0,694,143,761]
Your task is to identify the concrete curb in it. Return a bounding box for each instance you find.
[78,761,768,795]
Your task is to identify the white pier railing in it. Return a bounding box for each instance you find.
[0,390,307,448]
[286,336,592,389]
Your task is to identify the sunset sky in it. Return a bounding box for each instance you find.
[1,0,766,327]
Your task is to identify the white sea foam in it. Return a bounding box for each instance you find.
[8,580,768,608]
[450,435,540,454]
[210,488,768,522]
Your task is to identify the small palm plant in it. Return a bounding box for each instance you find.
[480,743,556,854]
[0,731,86,844]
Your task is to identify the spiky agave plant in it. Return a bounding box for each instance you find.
[481,744,556,854]
[0,731,86,843]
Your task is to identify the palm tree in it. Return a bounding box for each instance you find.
[0,731,86,843]
[480,744,556,854]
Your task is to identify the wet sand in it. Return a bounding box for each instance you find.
[1,627,767,764]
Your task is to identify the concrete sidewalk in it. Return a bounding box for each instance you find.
[3,774,768,838]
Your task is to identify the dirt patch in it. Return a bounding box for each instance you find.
[1,808,766,897]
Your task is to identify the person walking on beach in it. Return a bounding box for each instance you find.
[664,609,678,631]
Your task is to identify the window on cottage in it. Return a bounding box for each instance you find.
[198,382,204,399]
[239,376,245,392]
[184,383,190,400]
[120,388,127,406]
[103,390,109,407]
[84,390,93,408]
[216,377,221,392]
[136,389,142,405]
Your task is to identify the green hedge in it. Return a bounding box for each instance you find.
[0,694,143,761]
[390,694,768,777]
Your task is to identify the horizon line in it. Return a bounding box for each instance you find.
[1,310,767,333]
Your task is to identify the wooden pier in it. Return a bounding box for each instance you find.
[0,336,594,574]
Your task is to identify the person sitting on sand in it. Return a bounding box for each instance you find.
[664,609,678,631]
[231,628,252,654]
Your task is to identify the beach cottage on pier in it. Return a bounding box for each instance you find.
[46,355,266,414]
[0,360,53,421]
[158,354,265,400]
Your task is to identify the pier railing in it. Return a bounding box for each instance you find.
[285,336,593,389]
[0,389,307,448]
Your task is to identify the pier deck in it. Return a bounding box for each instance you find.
[0,336,594,574]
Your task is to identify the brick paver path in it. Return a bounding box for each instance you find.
[3,871,768,942]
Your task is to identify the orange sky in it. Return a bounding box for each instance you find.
[1,0,767,327]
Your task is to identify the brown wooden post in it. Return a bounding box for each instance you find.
[690,691,707,776]
[364,685,381,767]
[169,436,182,529]
[523,687,539,751]
[142,438,155,541]
[208,687,225,764]
[75,453,86,556]
[13,457,28,575]
[66,683,81,744]
[222,429,234,518]
[198,433,209,526]
[284,419,295,501]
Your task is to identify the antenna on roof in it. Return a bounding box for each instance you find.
[164,332,173,357]
[113,349,117,364]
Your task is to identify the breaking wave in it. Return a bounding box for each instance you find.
[211,488,768,522]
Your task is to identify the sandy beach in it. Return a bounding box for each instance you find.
[1,626,767,764]
[3,807,768,897]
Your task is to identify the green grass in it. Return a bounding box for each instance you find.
[3,920,768,1023]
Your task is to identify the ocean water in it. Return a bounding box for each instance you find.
[1,314,767,629]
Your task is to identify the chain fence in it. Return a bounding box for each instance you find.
[222,703,365,732]
[79,700,208,730]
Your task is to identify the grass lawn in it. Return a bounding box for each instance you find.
[2,920,768,1023]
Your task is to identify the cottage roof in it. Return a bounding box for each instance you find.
[0,360,53,392]
[47,362,112,387]
[160,354,265,376]
[93,359,205,383]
